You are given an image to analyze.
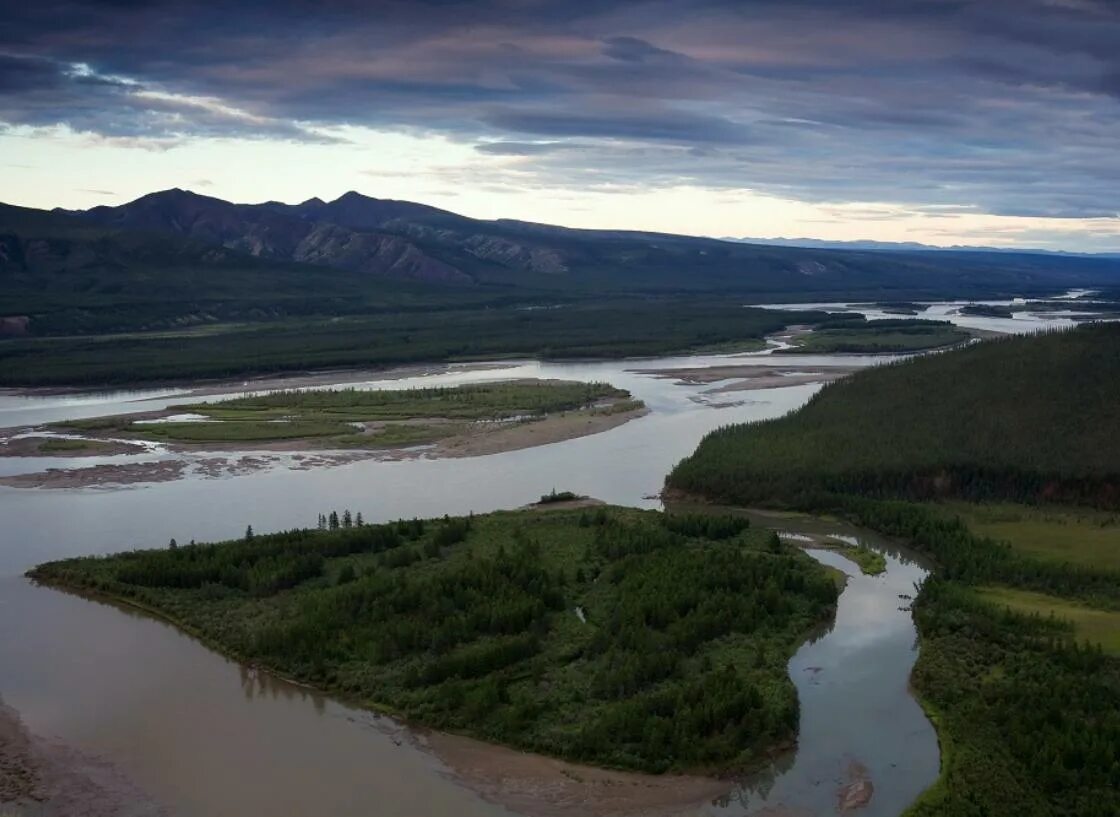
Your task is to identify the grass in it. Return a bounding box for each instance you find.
[819,540,887,576]
[37,438,118,453]
[975,585,1120,655]
[945,502,1120,571]
[54,380,637,448]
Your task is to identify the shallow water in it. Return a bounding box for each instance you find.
[710,517,938,817]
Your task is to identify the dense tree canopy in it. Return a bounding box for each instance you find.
[31,507,837,773]
[667,324,1120,816]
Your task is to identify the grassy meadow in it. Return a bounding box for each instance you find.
[54,380,636,448]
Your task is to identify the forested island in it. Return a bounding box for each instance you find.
[30,507,838,774]
[43,380,645,456]
[958,304,1014,319]
[668,322,1120,816]
[778,317,971,354]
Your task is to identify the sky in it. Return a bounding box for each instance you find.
[1,0,1119,251]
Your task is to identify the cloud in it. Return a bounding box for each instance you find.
[474,141,584,155]
[1,1,1119,220]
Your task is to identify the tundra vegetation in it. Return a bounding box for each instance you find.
[668,323,1120,817]
[30,508,839,774]
[51,381,640,448]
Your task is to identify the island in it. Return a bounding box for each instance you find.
[958,303,1013,318]
[42,380,645,456]
[30,507,838,776]
[777,317,971,354]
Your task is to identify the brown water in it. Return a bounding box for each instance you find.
[0,577,513,817]
[0,345,944,816]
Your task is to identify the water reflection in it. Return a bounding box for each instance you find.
[704,516,938,817]
[0,336,966,817]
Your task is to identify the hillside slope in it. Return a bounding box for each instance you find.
[670,323,1120,509]
[32,188,1120,299]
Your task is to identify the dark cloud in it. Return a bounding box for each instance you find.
[484,108,749,144]
[1,0,1119,219]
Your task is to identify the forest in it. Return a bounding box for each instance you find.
[29,507,838,774]
[779,317,971,353]
[0,301,827,386]
[667,323,1120,816]
[672,323,1120,509]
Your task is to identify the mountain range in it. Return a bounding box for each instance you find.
[3,189,1120,337]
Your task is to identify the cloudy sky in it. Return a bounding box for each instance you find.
[2,0,1119,250]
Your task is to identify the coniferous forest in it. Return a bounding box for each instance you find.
[668,323,1120,817]
[30,507,837,774]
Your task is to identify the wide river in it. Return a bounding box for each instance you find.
[0,299,1096,816]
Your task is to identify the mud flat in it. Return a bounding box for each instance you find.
[634,365,858,392]
[425,730,730,817]
[0,460,186,489]
[0,436,146,458]
[0,699,163,817]
[434,404,648,458]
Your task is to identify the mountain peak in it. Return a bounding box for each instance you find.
[128,188,222,207]
[333,190,378,204]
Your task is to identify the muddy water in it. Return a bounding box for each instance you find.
[0,577,512,817]
[0,305,1055,816]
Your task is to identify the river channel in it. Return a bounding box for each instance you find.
[0,299,1098,816]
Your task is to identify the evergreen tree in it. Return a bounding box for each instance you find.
[342,510,353,529]
[329,511,340,530]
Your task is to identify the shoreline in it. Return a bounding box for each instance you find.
[422,729,731,817]
[0,360,527,400]
[0,404,649,489]
[23,556,807,817]
[0,698,164,816]
[633,363,860,392]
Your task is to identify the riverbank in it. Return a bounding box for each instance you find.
[0,437,146,458]
[0,381,648,489]
[424,729,731,817]
[0,698,162,817]
[633,364,859,392]
[28,507,838,786]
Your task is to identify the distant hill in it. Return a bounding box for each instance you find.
[726,236,1120,257]
[40,189,1120,296]
[669,322,1120,509]
[4,189,1120,337]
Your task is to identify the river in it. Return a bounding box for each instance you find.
[0,299,1097,816]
